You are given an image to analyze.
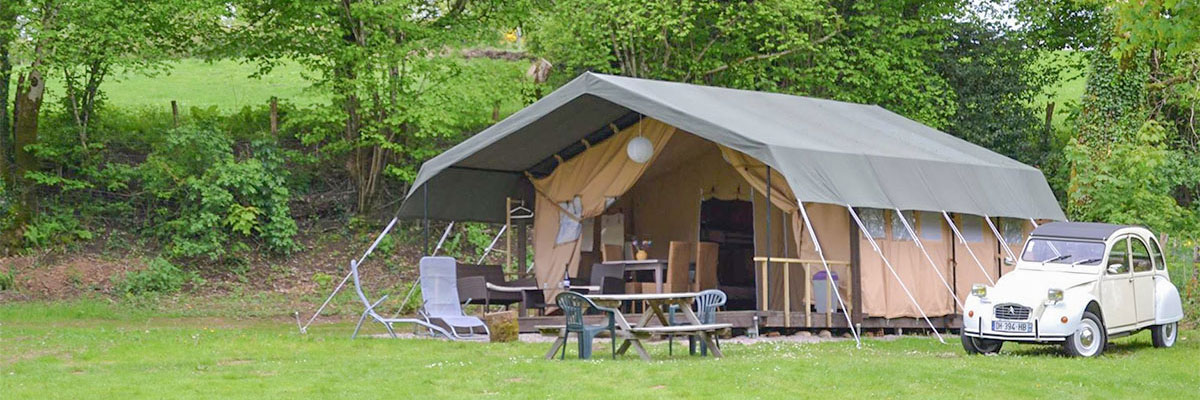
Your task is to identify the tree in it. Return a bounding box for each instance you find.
[0,2,15,169]
[1,0,221,244]
[935,18,1059,165]
[230,0,533,213]
[1066,10,1200,237]
[528,0,960,128]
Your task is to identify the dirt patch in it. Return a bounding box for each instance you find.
[0,227,430,309]
[1,255,143,299]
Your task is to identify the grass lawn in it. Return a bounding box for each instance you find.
[2,301,1197,399]
[89,59,322,111]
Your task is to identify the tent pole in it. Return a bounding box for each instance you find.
[478,225,508,264]
[765,167,772,314]
[433,222,455,256]
[1029,218,1040,228]
[848,206,945,343]
[894,209,963,309]
[506,197,513,271]
[429,184,434,255]
[798,202,861,348]
[942,211,995,285]
[984,215,1018,265]
[300,215,400,334]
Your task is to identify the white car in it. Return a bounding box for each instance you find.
[961,222,1184,357]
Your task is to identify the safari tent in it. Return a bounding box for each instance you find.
[397,72,1065,331]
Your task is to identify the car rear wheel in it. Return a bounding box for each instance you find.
[1151,321,1178,348]
[961,333,1003,355]
[1063,311,1105,357]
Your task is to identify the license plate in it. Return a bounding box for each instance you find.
[992,320,1032,333]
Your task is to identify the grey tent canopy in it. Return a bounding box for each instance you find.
[399,72,1065,223]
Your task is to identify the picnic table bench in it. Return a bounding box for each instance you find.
[541,292,732,360]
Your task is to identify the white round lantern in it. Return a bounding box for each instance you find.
[626,136,653,163]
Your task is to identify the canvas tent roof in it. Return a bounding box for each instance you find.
[398,72,1065,223]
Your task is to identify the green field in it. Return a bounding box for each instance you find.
[41,59,323,112]
[2,301,1197,399]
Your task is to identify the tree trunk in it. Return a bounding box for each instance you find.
[8,68,46,241]
[0,44,11,183]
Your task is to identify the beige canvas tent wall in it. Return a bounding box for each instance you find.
[530,125,1023,319]
[397,72,1066,326]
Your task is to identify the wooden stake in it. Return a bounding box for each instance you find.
[270,97,279,135]
[171,100,179,127]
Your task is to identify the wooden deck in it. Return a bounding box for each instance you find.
[518,310,962,333]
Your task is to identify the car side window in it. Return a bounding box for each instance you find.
[1106,237,1129,274]
[1130,238,1153,273]
[1149,238,1167,271]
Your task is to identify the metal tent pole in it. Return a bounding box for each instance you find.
[894,209,963,309]
[423,184,430,256]
[433,222,455,256]
[848,206,945,343]
[984,215,1019,264]
[942,211,995,285]
[765,167,772,312]
[299,215,400,334]
[1029,218,1039,228]
[798,202,861,348]
[477,225,508,264]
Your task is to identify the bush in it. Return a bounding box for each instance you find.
[21,211,94,249]
[0,269,14,291]
[114,257,201,295]
[141,126,300,260]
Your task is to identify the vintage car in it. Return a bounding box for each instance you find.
[961,222,1184,357]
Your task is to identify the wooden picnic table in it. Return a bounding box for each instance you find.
[541,292,731,361]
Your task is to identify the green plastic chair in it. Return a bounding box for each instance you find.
[554,291,618,360]
[668,289,727,356]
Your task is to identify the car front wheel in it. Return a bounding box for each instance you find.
[1063,311,1105,357]
[961,333,1003,355]
[1151,321,1178,348]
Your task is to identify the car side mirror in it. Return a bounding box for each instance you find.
[1004,256,1015,266]
[1107,263,1125,274]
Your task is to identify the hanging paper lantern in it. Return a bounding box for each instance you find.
[626,136,653,163]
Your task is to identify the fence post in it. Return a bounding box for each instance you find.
[171,100,179,127]
[270,97,279,135]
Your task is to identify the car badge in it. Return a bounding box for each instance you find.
[1008,306,1015,314]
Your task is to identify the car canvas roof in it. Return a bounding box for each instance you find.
[1030,222,1136,241]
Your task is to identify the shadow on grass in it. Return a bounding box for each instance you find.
[1002,333,1155,358]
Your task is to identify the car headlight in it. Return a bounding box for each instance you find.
[1046,288,1063,304]
[971,284,987,298]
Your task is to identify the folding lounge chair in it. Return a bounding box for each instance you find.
[419,256,491,341]
[350,259,452,340]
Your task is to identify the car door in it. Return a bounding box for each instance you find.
[1129,236,1156,326]
[1100,236,1137,332]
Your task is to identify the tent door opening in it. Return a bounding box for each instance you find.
[700,198,756,310]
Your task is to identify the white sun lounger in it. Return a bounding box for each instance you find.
[418,257,490,341]
[350,259,452,340]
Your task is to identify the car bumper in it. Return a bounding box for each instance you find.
[962,310,1077,343]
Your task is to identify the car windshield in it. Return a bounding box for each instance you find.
[1020,238,1106,266]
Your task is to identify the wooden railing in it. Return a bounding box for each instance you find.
[753,256,851,327]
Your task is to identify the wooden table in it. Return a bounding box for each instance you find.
[600,259,667,293]
[578,292,729,360]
